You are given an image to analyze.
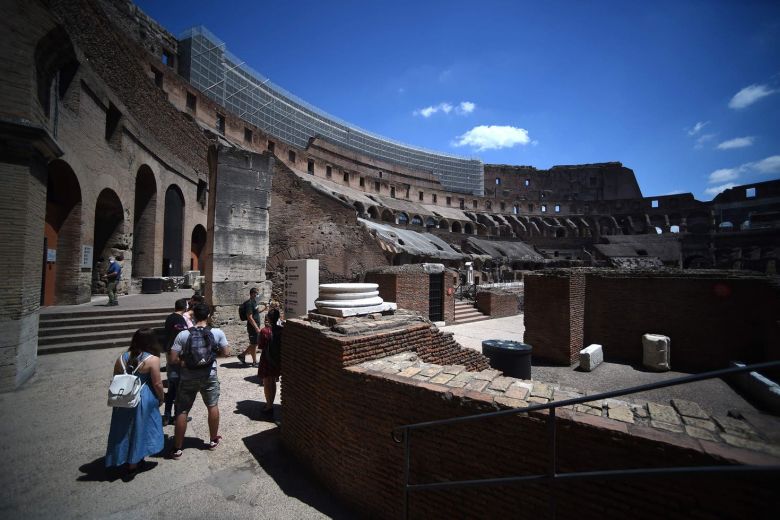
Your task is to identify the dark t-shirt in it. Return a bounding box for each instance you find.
[164,313,187,352]
[244,299,260,331]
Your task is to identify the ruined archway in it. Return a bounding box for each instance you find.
[367,206,379,220]
[190,224,206,271]
[464,222,474,235]
[411,215,423,226]
[163,185,185,276]
[43,159,82,306]
[353,201,365,217]
[381,209,394,223]
[132,165,157,278]
[425,217,437,229]
[452,221,463,233]
[93,188,126,294]
[397,212,409,225]
[438,218,450,231]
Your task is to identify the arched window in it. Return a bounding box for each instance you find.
[397,212,409,225]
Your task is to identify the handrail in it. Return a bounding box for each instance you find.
[391,359,780,519]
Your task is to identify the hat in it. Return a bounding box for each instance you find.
[108,256,115,263]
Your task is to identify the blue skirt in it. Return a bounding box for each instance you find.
[105,384,164,467]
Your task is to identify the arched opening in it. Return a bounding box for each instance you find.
[353,201,365,217]
[397,212,409,225]
[163,185,185,276]
[411,215,423,226]
[93,188,126,294]
[655,226,663,234]
[43,160,82,306]
[367,206,379,220]
[452,221,463,233]
[464,222,474,235]
[425,217,437,228]
[190,224,207,271]
[381,209,394,223]
[438,219,450,231]
[132,165,157,278]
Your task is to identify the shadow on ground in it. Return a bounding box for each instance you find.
[242,427,356,519]
[234,400,276,423]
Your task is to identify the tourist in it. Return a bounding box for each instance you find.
[105,256,122,306]
[105,328,164,475]
[169,303,230,459]
[183,292,204,328]
[238,287,265,367]
[258,307,282,415]
[162,298,188,426]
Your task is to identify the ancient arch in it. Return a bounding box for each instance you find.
[367,206,379,220]
[381,209,394,223]
[132,165,157,278]
[397,212,409,225]
[438,218,450,231]
[163,185,185,276]
[190,224,206,271]
[93,188,126,293]
[353,201,365,217]
[425,217,437,228]
[464,222,474,235]
[451,221,463,233]
[411,215,423,226]
[42,160,82,306]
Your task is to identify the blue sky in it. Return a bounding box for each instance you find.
[136,0,780,200]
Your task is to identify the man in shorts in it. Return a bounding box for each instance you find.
[169,303,229,459]
[237,287,264,367]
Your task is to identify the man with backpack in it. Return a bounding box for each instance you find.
[236,287,264,367]
[168,303,229,459]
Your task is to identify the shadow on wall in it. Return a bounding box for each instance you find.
[241,427,356,519]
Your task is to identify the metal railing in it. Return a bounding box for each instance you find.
[391,360,780,519]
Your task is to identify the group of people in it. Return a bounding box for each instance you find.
[104,288,283,477]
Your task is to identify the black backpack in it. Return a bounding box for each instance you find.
[238,300,249,321]
[182,326,217,371]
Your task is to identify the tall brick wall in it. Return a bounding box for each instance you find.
[281,314,777,519]
[524,271,584,365]
[525,269,780,372]
[583,270,780,372]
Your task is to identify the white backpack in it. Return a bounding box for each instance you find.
[107,353,148,408]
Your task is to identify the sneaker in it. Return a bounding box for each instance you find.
[208,435,222,450]
[170,448,183,460]
[237,354,247,366]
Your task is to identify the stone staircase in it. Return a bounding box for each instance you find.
[38,307,170,355]
[453,300,489,325]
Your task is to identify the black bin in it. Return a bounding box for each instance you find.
[482,340,532,379]
[141,277,164,294]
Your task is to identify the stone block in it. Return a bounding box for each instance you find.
[670,398,709,419]
[607,405,635,424]
[579,343,603,372]
[531,382,553,400]
[429,373,455,385]
[642,333,670,371]
[505,383,530,401]
[648,402,681,425]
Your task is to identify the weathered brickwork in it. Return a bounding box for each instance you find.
[526,268,780,373]
[475,289,519,318]
[366,266,456,324]
[281,314,779,519]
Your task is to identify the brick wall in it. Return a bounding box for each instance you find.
[475,289,518,318]
[525,269,780,372]
[281,314,777,519]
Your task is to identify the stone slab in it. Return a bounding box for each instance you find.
[579,343,603,372]
[648,402,681,425]
[608,405,635,424]
[314,302,397,317]
[670,398,709,419]
[505,383,530,401]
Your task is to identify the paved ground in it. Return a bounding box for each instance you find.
[41,290,192,314]
[0,348,355,520]
[441,314,758,417]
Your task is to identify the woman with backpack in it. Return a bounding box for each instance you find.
[257,307,283,415]
[105,328,165,475]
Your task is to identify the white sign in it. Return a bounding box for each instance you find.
[46,249,56,262]
[81,245,93,269]
[284,259,319,318]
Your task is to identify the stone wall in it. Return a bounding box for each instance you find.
[280,313,778,519]
[525,268,780,372]
[365,265,455,324]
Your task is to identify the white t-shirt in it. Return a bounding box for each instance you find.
[172,327,228,379]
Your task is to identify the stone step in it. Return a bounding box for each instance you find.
[453,314,491,325]
[38,313,169,329]
[454,309,484,318]
[39,307,171,321]
[38,327,154,347]
[38,319,165,338]
[38,337,132,355]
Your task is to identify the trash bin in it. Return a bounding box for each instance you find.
[482,340,533,379]
[141,277,164,294]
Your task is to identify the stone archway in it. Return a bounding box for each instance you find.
[132,165,157,278]
[93,188,126,294]
[190,224,206,271]
[163,185,185,276]
[43,159,82,305]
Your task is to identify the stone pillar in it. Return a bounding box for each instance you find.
[0,120,63,391]
[203,146,273,324]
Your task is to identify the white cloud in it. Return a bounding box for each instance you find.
[414,101,475,118]
[458,101,475,114]
[453,125,531,151]
[728,84,777,109]
[708,168,739,183]
[687,121,709,136]
[717,136,755,150]
[751,155,780,174]
[694,133,716,149]
[704,183,736,196]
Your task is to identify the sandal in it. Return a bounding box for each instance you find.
[170,449,183,460]
[208,435,222,450]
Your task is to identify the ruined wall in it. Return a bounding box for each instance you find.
[266,161,389,294]
[366,266,455,324]
[475,289,519,318]
[281,315,777,520]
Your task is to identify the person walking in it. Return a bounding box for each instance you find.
[169,303,229,459]
[238,287,264,367]
[162,298,188,426]
[105,256,122,306]
[105,328,164,476]
[183,293,204,329]
[258,307,282,415]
